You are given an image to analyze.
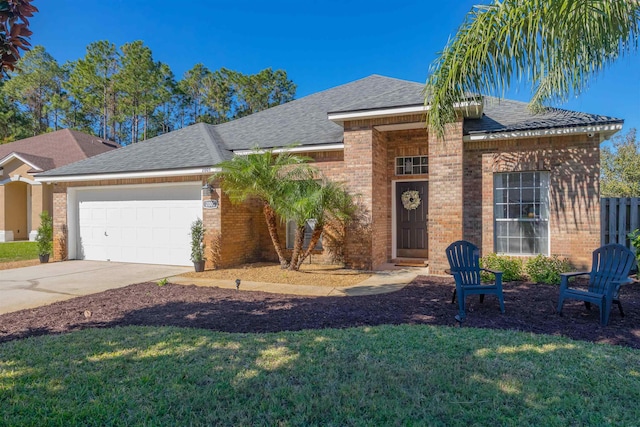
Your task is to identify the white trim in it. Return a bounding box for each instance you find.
[328,100,482,123]
[328,105,429,122]
[0,230,14,242]
[391,179,428,260]
[464,123,623,142]
[233,143,344,156]
[35,167,217,183]
[0,175,40,186]
[0,152,43,171]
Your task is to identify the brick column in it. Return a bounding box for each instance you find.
[343,122,387,270]
[52,184,68,261]
[428,120,464,274]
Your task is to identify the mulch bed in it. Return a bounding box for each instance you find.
[1,276,639,349]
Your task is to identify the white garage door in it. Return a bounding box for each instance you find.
[76,184,202,266]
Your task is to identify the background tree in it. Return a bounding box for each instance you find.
[601,128,640,197]
[179,63,210,125]
[0,82,28,142]
[426,0,640,137]
[116,41,162,144]
[3,45,63,135]
[0,0,37,76]
[65,40,119,140]
[232,68,296,118]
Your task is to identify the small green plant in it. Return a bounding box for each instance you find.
[630,229,640,271]
[480,253,524,282]
[190,218,206,263]
[36,211,53,256]
[157,278,168,287]
[525,254,572,285]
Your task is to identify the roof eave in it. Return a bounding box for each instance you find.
[327,101,483,124]
[34,166,221,184]
[463,122,624,142]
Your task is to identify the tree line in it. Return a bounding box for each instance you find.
[0,41,296,145]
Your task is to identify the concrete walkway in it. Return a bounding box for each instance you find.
[168,264,429,297]
[0,261,191,314]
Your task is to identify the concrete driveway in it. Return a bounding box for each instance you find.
[0,261,191,315]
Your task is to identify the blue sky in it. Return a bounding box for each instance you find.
[29,0,640,137]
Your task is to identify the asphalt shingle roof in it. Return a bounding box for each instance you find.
[0,129,119,172]
[38,75,623,178]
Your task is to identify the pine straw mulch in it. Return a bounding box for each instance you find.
[1,275,639,349]
[181,262,371,287]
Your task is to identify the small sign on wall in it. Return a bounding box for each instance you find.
[203,200,219,209]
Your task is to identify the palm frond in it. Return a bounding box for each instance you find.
[426,0,640,137]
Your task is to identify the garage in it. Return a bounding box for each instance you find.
[70,183,202,266]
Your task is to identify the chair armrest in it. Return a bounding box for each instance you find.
[560,271,589,278]
[480,268,502,275]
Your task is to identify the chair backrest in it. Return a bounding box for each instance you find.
[446,240,482,286]
[589,244,636,294]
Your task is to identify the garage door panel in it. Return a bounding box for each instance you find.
[76,184,201,266]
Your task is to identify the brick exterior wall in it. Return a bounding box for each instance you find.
[50,119,602,274]
[427,120,465,274]
[466,134,600,269]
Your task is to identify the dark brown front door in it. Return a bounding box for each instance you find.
[396,181,428,258]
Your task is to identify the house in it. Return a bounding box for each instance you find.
[0,129,119,242]
[35,75,622,274]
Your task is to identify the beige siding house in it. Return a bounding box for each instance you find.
[0,129,119,242]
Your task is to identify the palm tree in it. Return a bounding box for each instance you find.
[277,178,355,271]
[426,0,640,137]
[212,148,313,268]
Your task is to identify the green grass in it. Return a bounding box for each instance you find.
[0,241,38,262]
[1,325,639,426]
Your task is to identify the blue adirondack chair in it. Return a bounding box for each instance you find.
[556,244,635,326]
[445,240,505,322]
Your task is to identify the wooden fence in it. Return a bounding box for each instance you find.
[601,198,640,254]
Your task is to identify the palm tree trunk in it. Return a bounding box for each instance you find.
[263,203,289,268]
[288,224,306,271]
[293,225,323,270]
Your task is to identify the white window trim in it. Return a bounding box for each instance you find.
[494,171,550,256]
[285,219,322,250]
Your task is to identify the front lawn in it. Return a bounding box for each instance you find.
[0,241,38,262]
[1,325,639,425]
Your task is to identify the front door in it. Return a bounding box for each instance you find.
[396,181,428,258]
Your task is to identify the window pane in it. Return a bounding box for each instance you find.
[496,237,508,253]
[493,171,550,255]
[521,172,534,188]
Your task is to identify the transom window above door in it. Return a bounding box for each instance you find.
[396,156,428,175]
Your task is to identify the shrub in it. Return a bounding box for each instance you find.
[36,211,53,256]
[480,253,524,282]
[190,218,206,263]
[630,229,640,273]
[525,254,572,285]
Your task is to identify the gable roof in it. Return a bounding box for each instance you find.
[37,75,623,179]
[0,129,119,173]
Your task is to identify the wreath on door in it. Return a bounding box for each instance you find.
[401,190,421,210]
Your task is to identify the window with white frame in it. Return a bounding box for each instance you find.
[494,171,549,255]
[396,156,428,175]
[286,219,323,250]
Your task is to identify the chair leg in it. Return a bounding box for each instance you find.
[479,294,485,304]
[498,294,505,314]
[451,288,457,304]
[584,301,592,311]
[456,287,466,322]
[556,296,565,316]
[601,295,612,326]
[614,300,624,317]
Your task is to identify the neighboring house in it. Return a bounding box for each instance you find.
[0,129,119,242]
[36,75,622,274]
